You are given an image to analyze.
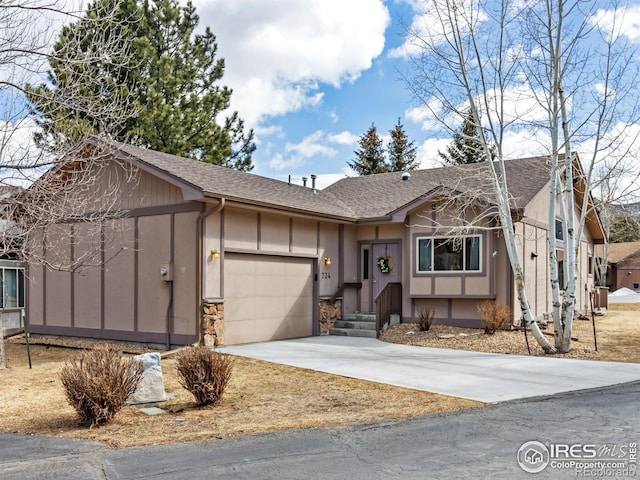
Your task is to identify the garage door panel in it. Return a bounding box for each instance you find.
[225,254,313,344]
[255,277,284,297]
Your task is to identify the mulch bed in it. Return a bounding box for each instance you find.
[379,321,600,359]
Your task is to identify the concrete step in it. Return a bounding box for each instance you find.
[328,327,377,338]
[334,320,377,330]
[342,313,376,322]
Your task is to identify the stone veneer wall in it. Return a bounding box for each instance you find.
[203,301,224,346]
[319,298,341,334]
[203,299,340,345]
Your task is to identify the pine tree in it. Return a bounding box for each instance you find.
[387,118,419,172]
[349,124,388,175]
[29,0,255,171]
[438,110,494,166]
[609,214,640,243]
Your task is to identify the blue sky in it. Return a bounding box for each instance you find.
[191,0,640,191]
[194,0,443,188]
[8,0,640,194]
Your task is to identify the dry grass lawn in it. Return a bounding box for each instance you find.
[1,303,636,448]
[0,341,479,448]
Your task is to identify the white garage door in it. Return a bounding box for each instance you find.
[224,253,314,344]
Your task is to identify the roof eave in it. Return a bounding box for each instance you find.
[203,194,358,223]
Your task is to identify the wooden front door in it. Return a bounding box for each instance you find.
[371,242,401,308]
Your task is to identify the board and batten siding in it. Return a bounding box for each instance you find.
[27,159,200,345]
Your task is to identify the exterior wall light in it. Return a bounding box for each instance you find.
[324,257,332,266]
[210,248,220,259]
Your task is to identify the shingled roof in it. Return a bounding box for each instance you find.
[323,156,552,219]
[91,138,552,222]
[608,242,640,264]
[93,138,356,220]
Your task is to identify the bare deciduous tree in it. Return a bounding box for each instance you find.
[402,0,640,353]
[0,0,138,367]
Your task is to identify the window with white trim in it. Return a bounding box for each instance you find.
[416,236,481,272]
[0,267,25,309]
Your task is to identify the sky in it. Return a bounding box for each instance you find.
[187,0,640,191]
[191,0,444,189]
[5,0,640,194]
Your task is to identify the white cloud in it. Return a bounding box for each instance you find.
[268,153,301,171]
[0,116,47,185]
[194,0,390,129]
[416,137,449,168]
[327,131,358,146]
[591,5,640,42]
[267,130,339,170]
[284,130,337,159]
[389,0,487,59]
[314,172,350,189]
[501,129,549,159]
[406,81,550,134]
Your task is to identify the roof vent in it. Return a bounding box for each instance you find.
[402,172,411,181]
[310,174,317,193]
[302,176,308,187]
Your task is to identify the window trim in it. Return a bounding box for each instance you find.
[0,266,25,309]
[415,234,483,274]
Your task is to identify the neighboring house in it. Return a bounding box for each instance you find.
[606,242,640,292]
[0,185,25,336]
[26,138,605,346]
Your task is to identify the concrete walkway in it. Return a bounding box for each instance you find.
[219,336,640,403]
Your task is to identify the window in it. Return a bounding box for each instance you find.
[558,259,565,291]
[362,248,370,280]
[0,267,25,309]
[555,219,564,241]
[416,235,481,273]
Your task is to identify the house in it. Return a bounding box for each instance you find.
[606,242,640,292]
[25,138,606,346]
[0,185,26,337]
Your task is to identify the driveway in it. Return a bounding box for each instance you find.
[220,336,640,402]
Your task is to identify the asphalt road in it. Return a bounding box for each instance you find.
[1,381,639,479]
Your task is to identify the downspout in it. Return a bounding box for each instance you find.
[195,197,225,346]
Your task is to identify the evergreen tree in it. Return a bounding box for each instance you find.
[387,118,419,172]
[608,214,640,243]
[29,0,255,171]
[438,110,494,166]
[349,124,388,175]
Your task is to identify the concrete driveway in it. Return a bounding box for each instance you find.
[220,336,640,403]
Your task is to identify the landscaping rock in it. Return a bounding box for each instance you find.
[129,352,169,404]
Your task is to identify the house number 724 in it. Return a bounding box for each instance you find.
[321,272,331,279]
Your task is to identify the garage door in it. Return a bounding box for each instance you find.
[224,253,314,344]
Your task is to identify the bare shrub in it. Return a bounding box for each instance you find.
[60,346,144,426]
[477,300,512,335]
[175,346,233,406]
[417,307,435,332]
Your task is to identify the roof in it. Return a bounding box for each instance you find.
[323,156,552,219]
[608,242,640,264]
[89,138,553,222]
[92,138,356,220]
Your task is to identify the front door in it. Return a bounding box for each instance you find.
[370,242,401,309]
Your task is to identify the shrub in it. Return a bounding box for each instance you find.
[175,346,233,406]
[477,300,512,335]
[60,346,144,426]
[417,307,435,332]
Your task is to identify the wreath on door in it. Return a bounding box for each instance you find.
[377,255,394,274]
